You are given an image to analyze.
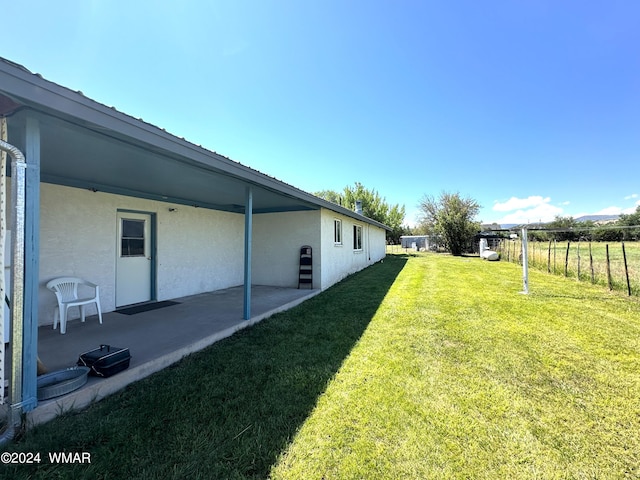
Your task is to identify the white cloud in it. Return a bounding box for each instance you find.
[494,202,564,225]
[594,204,638,215]
[487,195,639,225]
[493,196,551,212]
[595,206,623,215]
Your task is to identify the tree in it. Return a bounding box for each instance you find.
[546,216,578,241]
[418,191,481,255]
[314,182,406,243]
[593,226,624,242]
[341,182,389,223]
[617,206,640,240]
[314,189,343,206]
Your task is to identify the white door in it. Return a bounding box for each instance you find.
[116,212,152,307]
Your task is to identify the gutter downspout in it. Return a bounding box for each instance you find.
[0,139,27,446]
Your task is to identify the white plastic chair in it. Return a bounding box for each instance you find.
[46,277,103,334]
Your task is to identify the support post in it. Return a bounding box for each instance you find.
[22,116,40,411]
[243,186,252,320]
[521,227,529,294]
[0,119,6,400]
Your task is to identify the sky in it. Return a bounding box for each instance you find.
[2,1,639,226]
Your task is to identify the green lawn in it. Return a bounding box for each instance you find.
[4,253,640,479]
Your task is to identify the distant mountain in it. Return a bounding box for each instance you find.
[494,215,620,230]
[574,215,620,223]
[498,223,546,230]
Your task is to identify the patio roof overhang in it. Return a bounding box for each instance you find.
[0,58,389,229]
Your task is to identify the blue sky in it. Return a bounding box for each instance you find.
[3,1,639,226]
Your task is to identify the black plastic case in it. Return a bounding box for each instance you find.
[77,345,131,377]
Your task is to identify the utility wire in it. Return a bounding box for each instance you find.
[508,224,640,234]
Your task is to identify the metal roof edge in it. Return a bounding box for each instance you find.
[318,204,391,231]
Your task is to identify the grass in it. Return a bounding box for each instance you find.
[272,254,640,479]
[4,253,640,479]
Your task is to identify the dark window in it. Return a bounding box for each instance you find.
[353,225,363,250]
[334,219,342,244]
[121,219,145,257]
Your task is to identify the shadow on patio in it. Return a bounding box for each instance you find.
[30,285,320,426]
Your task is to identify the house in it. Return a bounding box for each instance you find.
[0,57,388,425]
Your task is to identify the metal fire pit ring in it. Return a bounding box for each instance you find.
[37,366,90,400]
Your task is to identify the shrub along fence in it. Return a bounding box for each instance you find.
[497,239,640,297]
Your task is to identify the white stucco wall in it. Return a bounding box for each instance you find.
[252,209,386,291]
[319,209,387,290]
[37,183,244,326]
[251,210,321,288]
[12,183,387,327]
[369,222,387,262]
[155,203,244,299]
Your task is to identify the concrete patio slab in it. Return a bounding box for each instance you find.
[21,285,320,427]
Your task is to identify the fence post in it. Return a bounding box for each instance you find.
[521,227,529,294]
[547,240,551,273]
[565,241,570,278]
[577,239,581,281]
[622,242,631,296]
[606,244,612,291]
[589,241,595,284]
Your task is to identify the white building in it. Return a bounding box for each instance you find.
[0,57,388,417]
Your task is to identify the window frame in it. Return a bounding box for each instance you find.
[353,224,363,251]
[334,218,342,245]
[120,218,146,257]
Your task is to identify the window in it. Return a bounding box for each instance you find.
[334,219,342,245]
[121,219,145,257]
[353,224,363,250]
